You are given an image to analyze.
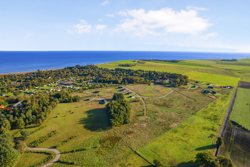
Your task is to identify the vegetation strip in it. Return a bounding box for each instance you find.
[26,147,61,167]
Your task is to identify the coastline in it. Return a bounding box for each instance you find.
[0,51,249,75]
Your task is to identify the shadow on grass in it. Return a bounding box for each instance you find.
[24,124,40,129]
[195,144,217,151]
[177,161,198,167]
[61,148,87,154]
[79,108,110,132]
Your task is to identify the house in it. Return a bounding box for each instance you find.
[0,105,5,109]
[11,101,23,109]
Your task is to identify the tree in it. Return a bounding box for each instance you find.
[20,130,30,140]
[216,137,223,148]
[106,93,131,126]
[0,119,11,134]
[15,118,25,129]
[0,133,19,167]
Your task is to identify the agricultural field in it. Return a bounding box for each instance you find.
[230,88,250,130]
[99,59,250,86]
[14,83,232,166]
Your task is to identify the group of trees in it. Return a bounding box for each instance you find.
[0,65,188,95]
[106,93,131,126]
[0,93,58,133]
[0,133,19,167]
[53,91,80,103]
[0,91,81,133]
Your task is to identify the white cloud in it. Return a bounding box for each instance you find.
[187,6,207,11]
[96,24,107,30]
[71,20,108,34]
[116,8,211,36]
[72,20,92,34]
[106,13,115,18]
[101,0,110,6]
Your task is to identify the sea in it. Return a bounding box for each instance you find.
[0,51,249,74]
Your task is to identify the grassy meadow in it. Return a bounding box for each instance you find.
[131,91,232,166]
[98,59,250,86]
[14,58,250,167]
[14,82,232,167]
[230,88,250,130]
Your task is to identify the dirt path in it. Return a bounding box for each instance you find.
[27,147,61,167]
[141,90,174,99]
[123,86,174,116]
[123,86,147,116]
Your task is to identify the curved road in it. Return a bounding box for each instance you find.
[27,147,61,167]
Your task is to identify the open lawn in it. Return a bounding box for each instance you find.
[125,84,172,97]
[230,88,250,130]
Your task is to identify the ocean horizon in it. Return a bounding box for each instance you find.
[0,51,249,74]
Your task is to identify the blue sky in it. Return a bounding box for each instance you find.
[0,0,249,52]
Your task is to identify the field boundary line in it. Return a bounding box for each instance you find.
[216,86,238,156]
[141,89,174,99]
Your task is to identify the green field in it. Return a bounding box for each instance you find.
[132,91,232,166]
[13,83,232,167]
[230,88,250,129]
[99,59,248,86]
[12,59,250,167]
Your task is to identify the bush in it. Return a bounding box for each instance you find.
[195,152,234,167]
[15,140,26,153]
[195,152,218,167]
[20,130,30,140]
[217,156,233,167]
[29,131,57,147]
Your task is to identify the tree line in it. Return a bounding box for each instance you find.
[0,91,80,133]
[0,65,188,95]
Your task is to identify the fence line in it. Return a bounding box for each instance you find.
[215,85,239,156]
